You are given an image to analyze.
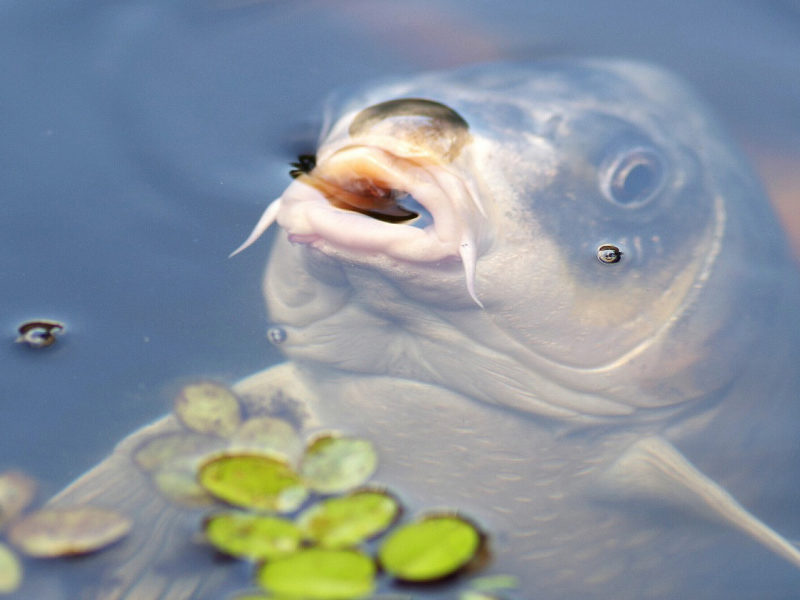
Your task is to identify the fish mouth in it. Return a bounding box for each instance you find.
[232,143,487,305]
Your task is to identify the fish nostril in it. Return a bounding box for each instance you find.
[267,326,287,345]
[597,244,623,264]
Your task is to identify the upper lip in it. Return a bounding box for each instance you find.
[231,140,488,306]
[303,143,480,252]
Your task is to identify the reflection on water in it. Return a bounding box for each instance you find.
[1,1,799,598]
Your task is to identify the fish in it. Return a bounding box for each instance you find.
[42,59,800,599]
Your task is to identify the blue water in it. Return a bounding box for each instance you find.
[1,0,799,597]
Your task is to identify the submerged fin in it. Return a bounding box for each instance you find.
[229,197,282,257]
[46,416,233,599]
[601,436,800,569]
[43,362,317,599]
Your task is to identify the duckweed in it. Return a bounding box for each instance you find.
[204,512,301,561]
[230,417,303,464]
[0,471,36,529]
[0,543,21,593]
[174,382,243,437]
[468,574,519,591]
[15,319,64,349]
[198,453,308,512]
[133,431,225,473]
[378,515,482,582]
[256,548,375,599]
[297,489,400,548]
[8,507,131,558]
[300,435,377,494]
[153,463,218,508]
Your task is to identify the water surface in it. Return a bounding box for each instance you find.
[1,0,799,596]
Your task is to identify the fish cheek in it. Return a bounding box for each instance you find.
[496,168,716,366]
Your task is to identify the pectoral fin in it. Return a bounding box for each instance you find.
[46,416,232,600]
[601,436,800,569]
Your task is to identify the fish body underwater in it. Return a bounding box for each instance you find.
[43,60,800,599]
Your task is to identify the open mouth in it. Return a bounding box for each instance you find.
[231,144,486,305]
[300,167,422,225]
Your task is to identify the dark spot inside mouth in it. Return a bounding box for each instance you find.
[325,181,421,224]
[337,191,434,225]
[355,204,419,223]
[302,174,428,225]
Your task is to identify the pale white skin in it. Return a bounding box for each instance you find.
[47,61,800,599]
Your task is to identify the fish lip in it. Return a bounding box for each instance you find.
[276,142,483,264]
[230,140,487,305]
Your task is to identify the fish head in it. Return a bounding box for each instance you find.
[247,60,786,422]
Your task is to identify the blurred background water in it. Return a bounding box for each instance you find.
[1,0,799,559]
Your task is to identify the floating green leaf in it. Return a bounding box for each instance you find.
[468,574,519,591]
[15,319,64,349]
[297,490,400,548]
[257,548,375,599]
[198,453,307,512]
[0,471,36,529]
[153,462,217,508]
[459,592,499,600]
[8,507,131,558]
[378,515,482,582]
[174,381,242,437]
[300,435,377,494]
[229,417,303,465]
[204,512,301,560]
[0,543,22,594]
[133,431,225,473]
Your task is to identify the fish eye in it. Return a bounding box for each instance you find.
[600,147,665,208]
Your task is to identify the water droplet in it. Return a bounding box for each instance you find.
[15,320,65,348]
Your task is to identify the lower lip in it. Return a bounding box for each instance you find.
[288,233,322,244]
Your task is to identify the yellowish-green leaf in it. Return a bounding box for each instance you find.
[204,512,301,560]
[300,436,377,494]
[8,507,131,558]
[198,453,307,512]
[174,382,242,437]
[297,490,399,548]
[153,462,218,508]
[0,543,22,593]
[459,592,498,600]
[378,515,482,582]
[0,471,36,530]
[229,417,303,465]
[468,574,519,591]
[257,548,375,599]
[133,431,225,473]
